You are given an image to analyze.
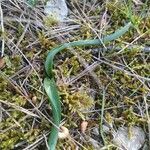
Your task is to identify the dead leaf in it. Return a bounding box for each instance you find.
[81,121,88,133]
[0,57,5,69]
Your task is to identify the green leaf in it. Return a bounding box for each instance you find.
[26,0,37,7]
[44,77,61,150]
[45,22,132,78]
[44,22,133,150]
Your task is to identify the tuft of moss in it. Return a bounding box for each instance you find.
[59,84,94,120]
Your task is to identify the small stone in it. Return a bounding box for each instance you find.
[58,126,69,139]
[88,137,102,150]
[44,0,68,22]
[32,96,37,104]
[113,126,145,150]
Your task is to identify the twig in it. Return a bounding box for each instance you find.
[99,86,107,145]
[117,31,149,54]
[143,94,150,147]
[0,103,2,122]
[14,22,29,53]
[0,99,39,118]
[23,132,49,150]
[0,1,5,57]
[58,36,102,89]
[1,106,22,128]
[94,57,150,82]
[68,61,99,84]
[92,45,150,53]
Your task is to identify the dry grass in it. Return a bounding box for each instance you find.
[0,0,150,149]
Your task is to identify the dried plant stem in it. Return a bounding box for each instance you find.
[99,87,106,145]
[0,1,5,57]
[143,94,150,147]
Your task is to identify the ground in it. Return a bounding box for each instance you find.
[0,0,150,150]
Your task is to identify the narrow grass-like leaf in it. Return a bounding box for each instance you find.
[44,77,61,150]
[45,22,132,78]
[44,22,132,150]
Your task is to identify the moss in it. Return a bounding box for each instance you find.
[38,31,58,49]
[0,60,42,150]
[24,129,40,143]
[43,15,59,27]
[56,47,92,78]
[57,56,81,77]
[59,84,94,120]
[122,107,146,127]
[0,128,24,150]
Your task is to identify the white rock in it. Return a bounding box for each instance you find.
[88,137,102,150]
[44,0,68,21]
[113,126,145,150]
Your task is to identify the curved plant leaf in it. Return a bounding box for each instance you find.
[44,22,133,150]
